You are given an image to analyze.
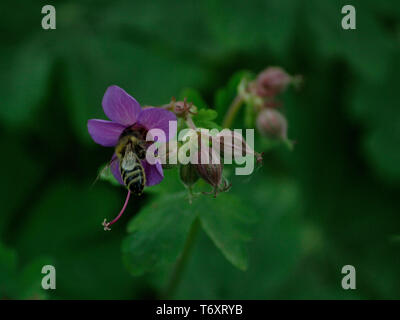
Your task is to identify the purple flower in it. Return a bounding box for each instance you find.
[88,85,176,187]
[87,85,176,230]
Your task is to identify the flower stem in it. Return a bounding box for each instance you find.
[222,95,244,128]
[164,218,200,298]
[185,116,197,130]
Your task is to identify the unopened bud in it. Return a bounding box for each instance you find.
[214,129,263,164]
[256,67,291,97]
[194,133,222,187]
[170,98,197,118]
[256,109,288,140]
[195,162,223,188]
[179,164,199,188]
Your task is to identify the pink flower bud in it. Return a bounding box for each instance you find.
[213,129,263,164]
[256,67,291,97]
[168,98,197,118]
[192,137,230,197]
[195,162,223,190]
[256,109,288,140]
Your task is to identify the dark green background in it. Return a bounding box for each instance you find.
[1,0,399,299]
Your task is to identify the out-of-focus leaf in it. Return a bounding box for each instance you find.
[103,1,218,56]
[0,243,50,299]
[205,0,299,56]
[199,193,256,270]
[364,0,400,16]
[0,137,45,237]
[145,168,183,195]
[0,242,17,298]
[0,38,52,127]
[15,180,121,256]
[176,175,303,298]
[349,50,400,182]
[14,180,140,299]
[306,0,393,81]
[57,237,140,299]
[18,257,53,300]
[122,185,257,275]
[122,192,197,276]
[192,109,220,129]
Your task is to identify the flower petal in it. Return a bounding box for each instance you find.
[87,119,125,147]
[110,154,124,185]
[141,160,164,186]
[102,85,142,126]
[137,107,177,142]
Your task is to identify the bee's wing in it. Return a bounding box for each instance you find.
[91,157,118,188]
[121,150,137,171]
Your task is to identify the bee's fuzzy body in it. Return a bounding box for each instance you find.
[115,130,146,195]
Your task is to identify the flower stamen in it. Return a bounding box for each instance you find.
[102,190,131,231]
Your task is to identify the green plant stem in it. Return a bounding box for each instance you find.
[222,95,244,128]
[164,218,200,298]
[185,116,197,130]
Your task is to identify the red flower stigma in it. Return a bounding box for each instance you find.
[102,190,131,231]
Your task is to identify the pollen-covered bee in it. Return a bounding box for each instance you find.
[115,128,147,196]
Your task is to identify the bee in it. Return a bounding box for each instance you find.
[114,129,147,196]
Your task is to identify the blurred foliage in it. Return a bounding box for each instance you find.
[123,192,198,276]
[1,0,400,299]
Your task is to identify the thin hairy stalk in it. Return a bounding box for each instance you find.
[222,95,244,128]
[185,116,197,130]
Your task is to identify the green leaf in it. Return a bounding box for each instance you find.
[349,50,400,182]
[0,241,54,299]
[15,180,121,257]
[0,38,52,127]
[146,167,184,195]
[198,193,256,270]
[0,242,18,297]
[103,1,217,56]
[192,109,220,129]
[122,187,258,275]
[14,180,139,299]
[306,0,393,81]
[175,175,303,299]
[122,192,198,276]
[18,257,53,300]
[0,136,45,237]
[178,88,221,129]
[205,0,299,56]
